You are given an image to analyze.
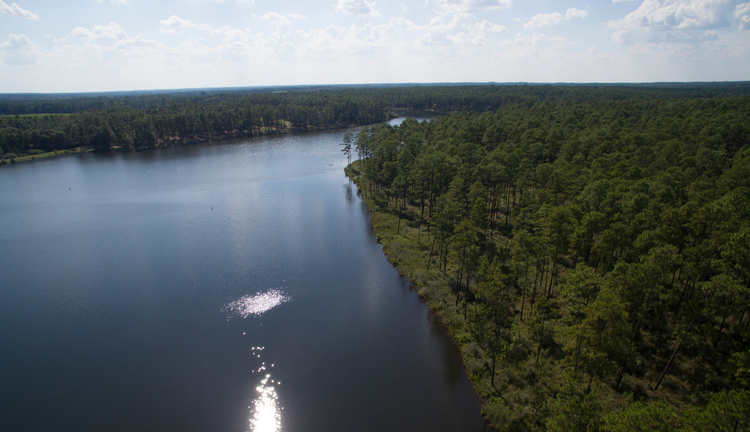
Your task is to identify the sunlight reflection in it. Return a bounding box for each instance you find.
[224,289,290,318]
[249,374,281,432]
[249,347,277,373]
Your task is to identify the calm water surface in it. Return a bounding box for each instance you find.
[0,118,487,432]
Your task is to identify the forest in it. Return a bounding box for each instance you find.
[344,94,750,430]
[0,90,390,159]
[3,83,750,162]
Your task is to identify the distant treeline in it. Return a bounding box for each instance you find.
[347,94,750,430]
[3,83,750,159]
[0,91,391,156]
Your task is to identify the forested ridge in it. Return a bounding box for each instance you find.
[345,95,750,430]
[3,83,750,162]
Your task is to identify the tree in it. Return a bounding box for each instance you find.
[469,256,514,385]
[450,219,480,316]
[528,297,555,364]
[564,288,630,390]
[341,131,353,165]
[681,390,750,432]
[508,228,534,320]
[546,375,604,432]
[601,400,678,432]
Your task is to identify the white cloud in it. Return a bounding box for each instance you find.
[736,2,750,29]
[493,31,570,62]
[111,0,129,5]
[45,35,70,45]
[261,12,292,27]
[411,13,507,45]
[599,0,746,70]
[0,34,38,65]
[565,8,588,19]
[609,0,735,43]
[700,28,719,39]
[72,22,128,39]
[160,18,244,42]
[334,0,381,17]
[289,13,307,19]
[132,11,506,64]
[279,40,294,52]
[0,0,39,19]
[513,32,566,49]
[400,3,409,12]
[524,13,563,29]
[160,15,214,32]
[432,0,512,13]
[0,33,33,49]
[586,45,615,60]
[470,19,509,32]
[115,34,163,50]
[524,8,587,29]
[160,15,193,27]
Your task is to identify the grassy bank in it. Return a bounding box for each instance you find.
[345,159,513,428]
[1,147,91,164]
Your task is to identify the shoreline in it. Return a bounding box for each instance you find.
[0,147,92,165]
[1,113,406,166]
[0,123,371,166]
[345,160,498,429]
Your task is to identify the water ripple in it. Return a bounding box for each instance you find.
[224,288,290,318]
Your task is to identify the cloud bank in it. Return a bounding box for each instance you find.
[0,0,39,19]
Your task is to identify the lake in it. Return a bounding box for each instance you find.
[0,118,488,432]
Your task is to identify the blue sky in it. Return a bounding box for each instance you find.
[1,0,749,93]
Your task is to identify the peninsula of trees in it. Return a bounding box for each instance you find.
[345,91,749,430]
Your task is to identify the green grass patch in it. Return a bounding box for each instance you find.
[2,147,91,164]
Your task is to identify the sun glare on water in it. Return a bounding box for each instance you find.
[224,289,291,318]
[249,374,281,432]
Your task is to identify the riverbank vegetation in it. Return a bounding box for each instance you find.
[345,94,750,430]
[3,83,750,163]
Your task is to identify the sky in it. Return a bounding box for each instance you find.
[0,0,749,93]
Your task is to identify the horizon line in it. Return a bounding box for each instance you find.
[2,80,750,98]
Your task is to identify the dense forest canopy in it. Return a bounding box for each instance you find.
[346,94,749,430]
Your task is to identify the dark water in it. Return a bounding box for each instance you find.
[0,118,487,432]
